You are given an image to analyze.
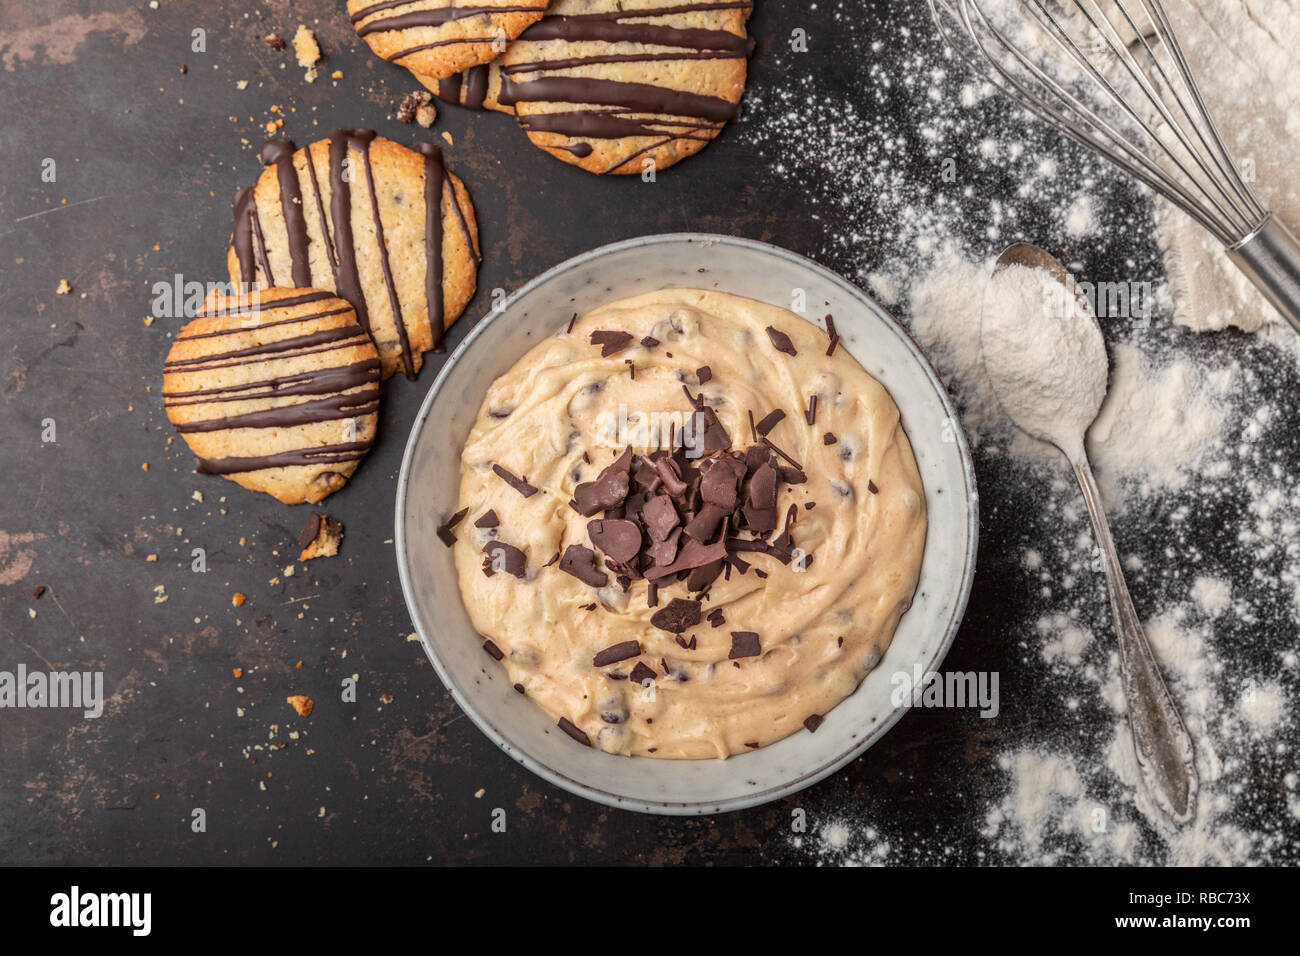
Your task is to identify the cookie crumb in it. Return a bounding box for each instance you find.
[441,131,454,145]
[286,694,314,717]
[232,592,246,607]
[298,513,343,561]
[396,90,429,123]
[331,70,344,80]
[264,33,285,51]
[232,667,243,678]
[56,279,72,295]
[293,26,321,82]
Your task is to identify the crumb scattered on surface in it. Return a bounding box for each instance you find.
[264,33,285,51]
[232,592,246,607]
[397,91,436,128]
[298,514,343,561]
[287,695,313,717]
[56,279,71,295]
[232,667,243,678]
[293,26,321,82]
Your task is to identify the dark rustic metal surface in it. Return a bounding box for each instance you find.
[2,0,1295,866]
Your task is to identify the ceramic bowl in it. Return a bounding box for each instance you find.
[395,234,978,814]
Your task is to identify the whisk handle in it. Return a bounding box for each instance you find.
[1227,216,1300,334]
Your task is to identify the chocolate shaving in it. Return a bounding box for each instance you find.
[804,714,824,733]
[474,509,499,528]
[824,432,838,445]
[805,394,818,426]
[559,544,607,588]
[729,631,761,659]
[492,464,537,498]
[482,541,526,578]
[650,597,701,632]
[573,447,633,516]
[436,507,469,547]
[590,329,633,357]
[558,717,590,746]
[593,640,641,667]
[483,640,504,661]
[755,408,786,436]
[629,661,657,685]
[641,335,659,348]
[588,518,642,564]
[765,326,797,356]
[825,315,840,356]
[707,608,726,627]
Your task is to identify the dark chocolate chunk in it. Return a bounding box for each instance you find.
[683,502,727,542]
[824,432,838,445]
[474,509,499,528]
[492,464,537,498]
[729,631,761,659]
[700,454,744,509]
[647,526,682,566]
[804,714,824,733]
[513,683,526,694]
[868,480,880,494]
[642,495,680,542]
[647,537,727,580]
[592,640,641,667]
[779,466,807,484]
[573,447,633,516]
[558,717,590,746]
[483,640,504,661]
[707,608,726,628]
[805,394,818,426]
[650,597,701,632]
[682,406,730,456]
[687,559,723,592]
[482,541,526,578]
[765,326,797,356]
[629,661,657,685]
[755,408,786,436]
[640,335,659,348]
[298,513,323,550]
[825,315,840,356]
[559,544,607,588]
[590,329,633,357]
[587,518,641,563]
[696,365,712,384]
[436,507,469,547]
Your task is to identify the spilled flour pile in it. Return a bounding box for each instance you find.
[747,1,1298,867]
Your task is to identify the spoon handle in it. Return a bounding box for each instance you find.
[1070,454,1199,824]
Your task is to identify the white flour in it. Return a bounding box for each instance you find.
[980,263,1108,457]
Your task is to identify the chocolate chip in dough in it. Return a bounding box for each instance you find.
[558,718,591,746]
[804,714,824,733]
[592,640,641,668]
[729,631,761,659]
[492,464,537,498]
[765,326,797,356]
[559,544,608,588]
[590,329,634,357]
[650,597,701,633]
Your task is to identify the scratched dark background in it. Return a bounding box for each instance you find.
[1,0,1296,866]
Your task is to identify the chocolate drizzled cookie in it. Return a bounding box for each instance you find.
[163,287,381,504]
[348,0,551,80]
[226,131,480,380]
[498,0,755,173]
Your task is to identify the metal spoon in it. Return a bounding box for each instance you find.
[981,242,1199,825]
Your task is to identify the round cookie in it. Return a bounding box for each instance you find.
[499,0,756,174]
[413,61,512,112]
[348,0,551,80]
[227,131,481,380]
[163,287,381,505]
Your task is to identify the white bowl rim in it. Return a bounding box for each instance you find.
[394,232,979,815]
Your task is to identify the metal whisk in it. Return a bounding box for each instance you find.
[930,0,1300,333]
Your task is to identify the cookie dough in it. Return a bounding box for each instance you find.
[226,132,480,380]
[451,288,927,758]
[163,287,381,504]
